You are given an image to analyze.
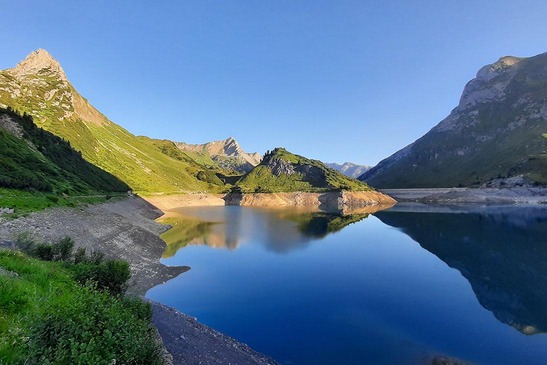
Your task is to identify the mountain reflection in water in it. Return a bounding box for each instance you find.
[375,204,547,334]
[158,206,379,257]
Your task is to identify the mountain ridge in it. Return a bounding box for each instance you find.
[326,162,371,179]
[360,52,547,188]
[175,137,262,173]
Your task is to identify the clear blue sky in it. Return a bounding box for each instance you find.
[1,1,547,165]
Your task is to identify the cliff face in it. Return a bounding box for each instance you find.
[360,53,547,188]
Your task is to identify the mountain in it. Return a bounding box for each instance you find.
[0,49,228,193]
[360,53,547,188]
[326,162,371,179]
[175,137,262,173]
[235,147,372,193]
[0,107,128,194]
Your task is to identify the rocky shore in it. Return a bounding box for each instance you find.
[381,187,547,205]
[224,190,396,209]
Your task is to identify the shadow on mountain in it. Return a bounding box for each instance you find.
[375,204,547,334]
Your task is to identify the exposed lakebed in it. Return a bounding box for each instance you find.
[147,204,547,365]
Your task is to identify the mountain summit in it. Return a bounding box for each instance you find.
[360,52,547,188]
[11,49,67,81]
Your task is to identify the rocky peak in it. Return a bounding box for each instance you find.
[457,55,524,111]
[476,55,523,82]
[11,49,67,81]
[222,136,241,155]
[265,156,295,176]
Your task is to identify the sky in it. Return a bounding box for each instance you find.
[1,1,547,166]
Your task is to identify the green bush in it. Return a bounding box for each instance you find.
[73,247,87,264]
[24,285,162,365]
[52,237,74,261]
[71,260,131,296]
[32,243,54,261]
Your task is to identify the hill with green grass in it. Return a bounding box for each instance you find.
[0,107,132,212]
[360,53,547,188]
[235,147,372,193]
[0,49,230,193]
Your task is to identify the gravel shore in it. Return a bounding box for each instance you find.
[381,187,547,205]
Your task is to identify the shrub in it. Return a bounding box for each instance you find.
[32,243,54,261]
[52,237,74,261]
[24,285,163,365]
[89,250,105,265]
[14,231,36,253]
[71,259,131,296]
[73,247,87,264]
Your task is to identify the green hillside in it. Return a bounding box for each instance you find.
[0,107,129,212]
[235,148,372,193]
[361,53,547,188]
[0,49,228,194]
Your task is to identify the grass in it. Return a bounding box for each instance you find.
[0,248,162,364]
[0,188,125,216]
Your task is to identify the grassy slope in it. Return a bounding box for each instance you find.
[0,249,161,364]
[0,108,129,213]
[236,148,372,193]
[0,71,227,194]
[0,107,128,194]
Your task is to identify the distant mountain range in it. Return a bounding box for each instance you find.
[0,50,258,193]
[175,137,262,173]
[361,53,547,188]
[326,162,371,179]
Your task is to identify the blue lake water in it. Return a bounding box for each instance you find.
[146,204,547,365]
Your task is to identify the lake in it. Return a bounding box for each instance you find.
[146,203,547,365]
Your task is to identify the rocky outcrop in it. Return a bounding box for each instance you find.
[265,156,295,175]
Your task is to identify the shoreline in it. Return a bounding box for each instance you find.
[0,196,280,365]
[143,190,397,213]
[380,187,547,205]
